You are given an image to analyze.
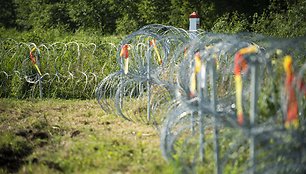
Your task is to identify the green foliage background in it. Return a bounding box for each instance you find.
[0,0,305,37]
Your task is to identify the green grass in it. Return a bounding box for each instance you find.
[0,98,174,173]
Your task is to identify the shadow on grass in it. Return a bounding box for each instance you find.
[0,132,34,173]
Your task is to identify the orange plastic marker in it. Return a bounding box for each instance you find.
[234,45,258,125]
[120,44,129,74]
[283,55,299,128]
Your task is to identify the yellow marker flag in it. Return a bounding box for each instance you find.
[238,45,258,55]
[30,47,42,76]
[235,75,243,125]
[194,52,201,73]
[189,72,196,97]
[150,39,162,65]
[34,64,42,76]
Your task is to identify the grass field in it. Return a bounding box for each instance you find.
[0,98,175,174]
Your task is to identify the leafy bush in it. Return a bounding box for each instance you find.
[251,0,306,37]
[211,12,249,34]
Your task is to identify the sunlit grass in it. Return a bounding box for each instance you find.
[0,98,174,173]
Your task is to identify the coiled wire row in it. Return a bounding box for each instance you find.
[0,40,118,98]
[96,24,306,173]
[161,34,306,173]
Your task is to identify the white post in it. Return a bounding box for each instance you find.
[189,12,200,31]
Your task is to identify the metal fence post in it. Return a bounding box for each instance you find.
[120,48,124,110]
[250,62,258,174]
[36,49,43,98]
[147,50,151,122]
[191,112,195,135]
[210,59,221,174]
[198,69,205,162]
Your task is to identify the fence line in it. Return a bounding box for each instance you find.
[0,40,118,98]
[1,24,305,173]
[96,24,306,173]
